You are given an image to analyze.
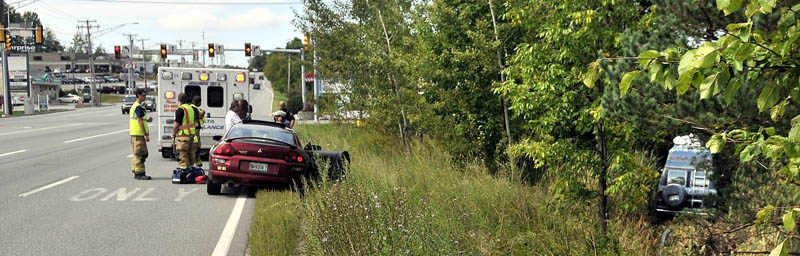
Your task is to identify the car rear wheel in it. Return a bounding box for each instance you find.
[207,181,221,195]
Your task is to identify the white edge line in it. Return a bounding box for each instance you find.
[18,176,80,198]
[63,129,128,144]
[126,154,133,158]
[0,149,27,158]
[211,191,247,256]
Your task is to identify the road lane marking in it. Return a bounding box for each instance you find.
[127,154,133,158]
[64,129,127,144]
[0,149,27,158]
[19,176,80,198]
[211,191,247,256]
[0,123,83,136]
[174,188,198,202]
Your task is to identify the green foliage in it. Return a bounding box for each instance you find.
[622,0,800,252]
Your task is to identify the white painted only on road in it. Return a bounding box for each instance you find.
[68,187,200,202]
[18,176,80,198]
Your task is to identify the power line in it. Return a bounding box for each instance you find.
[71,0,304,4]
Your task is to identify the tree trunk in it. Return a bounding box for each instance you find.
[373,0,410,152]
[597,123,609,238]
[488,0,513,145]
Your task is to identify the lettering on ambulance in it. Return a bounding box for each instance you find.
[200,119,225,131]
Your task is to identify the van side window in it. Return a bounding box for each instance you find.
[208,86,224,107]
[185,85,201,104]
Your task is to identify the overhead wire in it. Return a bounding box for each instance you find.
[71,0,305,4]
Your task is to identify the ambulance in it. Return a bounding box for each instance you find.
[157,67,252,159]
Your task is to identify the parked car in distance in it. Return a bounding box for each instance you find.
[121,95,137,114]
[58,94,81,103]
[82,94,92,103]
[143,95,156,112]
[656,135,717,218]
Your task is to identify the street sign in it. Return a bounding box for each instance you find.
[304,72,315,82]
[10,45,36,53]
[252,45,261,57]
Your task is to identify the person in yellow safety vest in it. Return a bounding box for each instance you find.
[171,93,200,173]
[129,89,153,180]
[190,95,206,168]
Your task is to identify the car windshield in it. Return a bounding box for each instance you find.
[226,125,296,146]
[145,96,155,102]
[123,96,136,103]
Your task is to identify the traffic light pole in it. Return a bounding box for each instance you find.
[2,43,10,115]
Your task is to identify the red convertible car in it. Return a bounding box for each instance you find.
[207,120,350,195]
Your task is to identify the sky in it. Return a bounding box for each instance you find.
[14,0,304,68]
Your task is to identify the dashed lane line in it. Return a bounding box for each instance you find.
[0,123,84,136]
[63,129,128,144]
[0,149,27,158]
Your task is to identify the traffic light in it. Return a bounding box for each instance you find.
[114,45,121,59]
[208,43,215,57]
[303,33,310,51]
[244,43,251,57]
[4,34,10,51]
[35,26,43,44]
[160,44,167,59]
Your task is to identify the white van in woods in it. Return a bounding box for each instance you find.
[157,67,251,159]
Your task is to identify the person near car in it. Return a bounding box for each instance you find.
[172,93,200,175]
[191,95,206,168]
[225,100,243,132]
[279,101,295,128]
[239,99,251,121]
[129,89,152,180]
[272,110,285,123]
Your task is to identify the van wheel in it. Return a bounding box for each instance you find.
[207,181,221,195]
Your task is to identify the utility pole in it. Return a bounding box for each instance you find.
[177,39,185,66]
[287,54,290,93]
[1,0,11,115]
[300,49,305,109]
[138,38,148,90]
[313,40,319,123]
[201,31,205,67]
[78,20,99,106]
[123,33,136,94]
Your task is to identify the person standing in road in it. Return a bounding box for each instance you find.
[129,89,152,180]
[190,96,205,169]
[172,93,200,183]
[225,100,242,132]
[279,101,295,128]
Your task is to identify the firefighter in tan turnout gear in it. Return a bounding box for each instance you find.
[171,93,205,183]
[129,89,152,180]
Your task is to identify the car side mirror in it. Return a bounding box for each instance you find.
[248,104,253,114]
[213,135,222,141]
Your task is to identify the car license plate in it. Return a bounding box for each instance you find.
[249,162,269,173]
[669,195,679,201]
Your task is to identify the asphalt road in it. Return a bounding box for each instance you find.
[0,81,275,256]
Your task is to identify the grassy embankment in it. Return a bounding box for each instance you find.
[249,124,665,255]
[271,88,288,114]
